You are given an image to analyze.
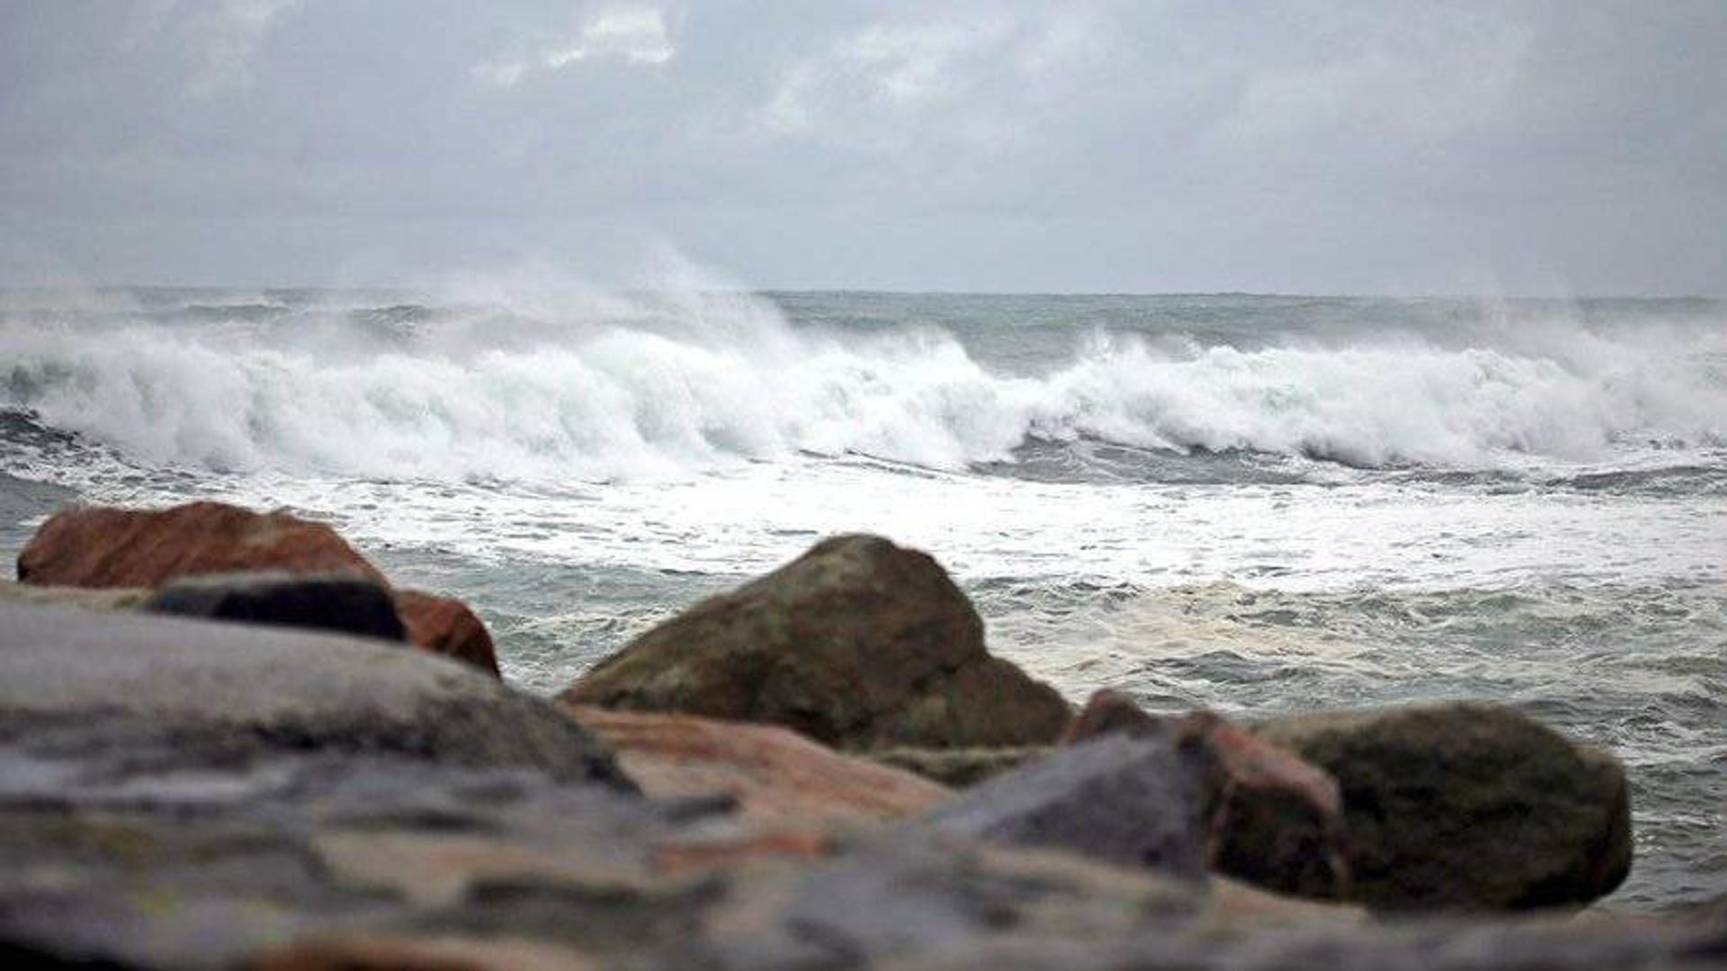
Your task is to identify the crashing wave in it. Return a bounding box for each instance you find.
[0,293,1722,482]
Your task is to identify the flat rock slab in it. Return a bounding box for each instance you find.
[0,600,625,787]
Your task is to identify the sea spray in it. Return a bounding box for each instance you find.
[1,289,1721,481]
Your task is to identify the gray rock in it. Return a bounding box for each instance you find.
[924,733,1219,882]
[145,570,407,642]
[1254,702,1633,911]
[1062,692,1351,901]
[0,599,630,788]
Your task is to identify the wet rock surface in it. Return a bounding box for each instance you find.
[563,534,1071,749]
[1255,702,1634,911]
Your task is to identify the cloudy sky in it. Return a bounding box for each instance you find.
[2,1,1723,295]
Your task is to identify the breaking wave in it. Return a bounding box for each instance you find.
[1,292,1722,481]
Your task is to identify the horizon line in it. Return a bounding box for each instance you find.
[0,282,1721,302]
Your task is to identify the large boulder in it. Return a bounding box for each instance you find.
[18,500,386,587]
[1062,690,1351,900]
[564,706,954,826]
[562,535,1070,750]
[0,599,628,787]
[16,501,498,675]
[1254,702,1633,911]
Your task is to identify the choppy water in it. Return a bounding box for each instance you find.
[1,287,1723,910]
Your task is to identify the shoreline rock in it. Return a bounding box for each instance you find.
[0,599,624,787]
[0,597,1711,969]
[563,534,1071,750]
[0,505,1687,968]
[14,501,500,675]
[1062,691,1351,900]
[1255,702,1634,911]
[17,500,388,587]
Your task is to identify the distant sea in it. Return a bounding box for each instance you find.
[2,287,1723,910]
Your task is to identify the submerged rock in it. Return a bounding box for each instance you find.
[1062,691,1351,900]
[15,501,499,675]
[146,570,407,642]
[1255,702,1633,911]
[562,534,1071,750]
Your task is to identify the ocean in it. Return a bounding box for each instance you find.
[1,286,1723,911]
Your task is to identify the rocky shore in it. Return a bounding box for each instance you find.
[1,500,1721,969]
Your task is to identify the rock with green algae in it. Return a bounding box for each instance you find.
[1254,702,1633,912]
[562,534,1071,750]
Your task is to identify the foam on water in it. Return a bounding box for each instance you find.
[1,289,1722,483]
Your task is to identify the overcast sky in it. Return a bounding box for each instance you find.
[2,1,1723,295]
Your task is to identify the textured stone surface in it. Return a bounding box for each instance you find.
[1255,702,1634,911]
[396,589,501,676]
[0,599,1714,970]
[146,571,407,642]
[1062,692,1350,900]
[0,600,628,787]
[17,501,386,588]
[563,534,1071,749]
[924,732,1219,882]
[566,706,953,826]
[15,501,501,675]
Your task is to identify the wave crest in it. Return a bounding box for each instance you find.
[1,295,1721,481]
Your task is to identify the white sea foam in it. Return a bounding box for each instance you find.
[1,291,1722,481]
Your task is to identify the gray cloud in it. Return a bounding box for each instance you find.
[1,0,1722,294]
